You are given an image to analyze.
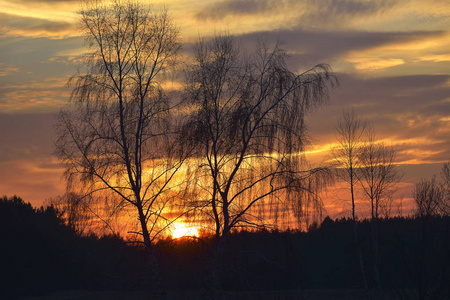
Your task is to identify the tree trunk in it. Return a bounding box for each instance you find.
[371,216,382,300]
[211,233,228,299]
[137,205,160,289]
[351,179,371,300]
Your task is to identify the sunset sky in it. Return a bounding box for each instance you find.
[1,0,449,217]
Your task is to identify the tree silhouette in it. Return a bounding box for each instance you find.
[332,109,369,298]
[357,126,402,299]
[414,176,443,219]
[180,34,336,290]
[182,34,336,238]
[412,174,447,299]
[55,0,181,285]
[358,128,401,221]
[440,160,450,215]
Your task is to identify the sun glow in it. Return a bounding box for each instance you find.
[171,222,199,239]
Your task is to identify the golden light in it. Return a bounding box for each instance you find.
[171,222,200,239]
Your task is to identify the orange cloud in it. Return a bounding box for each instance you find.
[0,12,77,38]
[349,57,404,72]
[0,63,19,76]
[344,31,450,75]
[0,77,71,113]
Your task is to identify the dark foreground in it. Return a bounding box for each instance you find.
[18,289,449,300]
[2,196,450,299]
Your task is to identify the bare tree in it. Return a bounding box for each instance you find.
[183,34,336,238]
[357,127,402,299]
[440,160,450,215]
[332,109,370,298]
[412,175,446,300]
[332,109,366,223]
[414,176,443,219]
[55,0,181,285]
[413,160,450,217]
[180,34,336,290]
[358,128,402,220]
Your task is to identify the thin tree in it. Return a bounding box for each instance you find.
[357,127,402,299]
[415,176,443,219]
[413,176,444,300]
[332,109,369,298]
[55,0,181,285]
[440,160,450,215]
[358,129,401,220]
[181,34,336,290]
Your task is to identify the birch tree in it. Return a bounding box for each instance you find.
[55,0,181,285]
[182,34,336,241]
[332,109,369,298]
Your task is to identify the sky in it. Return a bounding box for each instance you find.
[0,0,449,217]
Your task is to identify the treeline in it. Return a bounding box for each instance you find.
[2,195,449,298]
[0,196,148,298]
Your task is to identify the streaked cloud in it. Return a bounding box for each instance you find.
[348,58,404,72]
[0,62,19,76]
[12,0,78,2]
[0,12,76,38]
[299,0,401,27]
[233,29,446,72]
[343,31,450,73]
[196,0,400,24]
[306,72,450,168]
[0,77,71,113]
[196,0,279,20]
[417,54,450,62]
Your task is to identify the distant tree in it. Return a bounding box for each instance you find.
[331,109,369,298]
[414,176,443,219]
[440,160,450,215]
[358,128,401,221]
[332,109,366,223]
[412,174,448,300]
[181,34,336,290]
[55,0,181,285]
[357,127,402,299]
[413,160,450,218]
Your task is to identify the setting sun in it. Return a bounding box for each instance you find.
[171,223,200,239]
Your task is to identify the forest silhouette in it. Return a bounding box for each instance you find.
[2,195,450,299]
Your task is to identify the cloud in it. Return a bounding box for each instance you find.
[0,76,71,113]
[0,12,76,38]
[348,58,404,72]
[417,54,450,62]
[0,63,19,76]
[13,0,77,2]
[301,0,400,26]
[195,0,401,28]
[0,35,82,112]
[231,29,446,70]
[305,73,450,166]
[342,32,450,73]
[196,0,277,20]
